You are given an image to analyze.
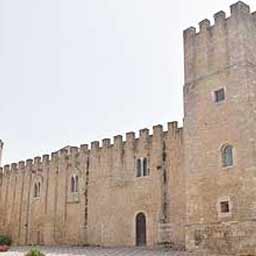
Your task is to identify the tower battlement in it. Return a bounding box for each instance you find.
[184,1,256,85]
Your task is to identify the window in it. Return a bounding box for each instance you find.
[136,158,149,177]
[137,159,142,177]
[34,184,38,198]
[214,88,225,102]
[143,158,148,176]
[217,197,232,218]
[75,175,79,192]
[34,182,41,198]
[38,182,41,195]
[194,230,202,246]
[71,176,75,192]
[220,201,230,213]
[222,145,234,167]
[71,175,79,193]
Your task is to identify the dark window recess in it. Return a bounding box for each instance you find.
[214,88,225,102]
[34,182,41,198]
[220,201,230,213]
[143,158,148,176]
[71,176,75,192]
[34,184,38,198]
[137,159,142,177]
[136,158,149,177]
[75,175,79,192]
[71,175,79,193]
[222,145,234,167]
[194,230,202,246]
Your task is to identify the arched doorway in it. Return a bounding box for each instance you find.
[136,213,146,246]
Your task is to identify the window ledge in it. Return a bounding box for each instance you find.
[218,212,232,218]
[67,192,80,203]
[215,100,226,105]
[135,176,152,182]
[136,175,150,179]
[222,165,234,170]
[67,199,80,204]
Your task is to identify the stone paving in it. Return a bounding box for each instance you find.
[0,246,193,256]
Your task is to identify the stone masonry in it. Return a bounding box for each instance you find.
[1,2,256,255]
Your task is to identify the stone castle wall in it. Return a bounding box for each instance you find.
[0,123,185,248]
[1,1,256,255]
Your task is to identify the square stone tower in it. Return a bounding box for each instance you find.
[183,2,256,255]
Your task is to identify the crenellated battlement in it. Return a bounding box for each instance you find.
[18,161,25,169]
[184,1,256,85]
[0,121,183,176]
[184,1,252,37]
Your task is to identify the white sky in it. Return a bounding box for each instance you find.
[1,0,256,164]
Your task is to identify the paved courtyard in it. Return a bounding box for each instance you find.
[1,246,193,256]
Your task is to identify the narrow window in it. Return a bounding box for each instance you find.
[34,182,40,198]
[34,184,38,198]
[75,175,79,192]
[143,158,148,176]
[220,201,230,213]
[222,145,234,167]
[71,176,75,192]
[214,88,225,103]
[194,230,202,246]
[37,182,41,197]
[137,159,142,177]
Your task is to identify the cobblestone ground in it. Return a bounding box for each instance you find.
[1,246,193,256]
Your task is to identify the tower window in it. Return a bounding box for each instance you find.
[222,144,234,167]
[217,196,232,218]
[214,88,225,103]
[220,201,230,213]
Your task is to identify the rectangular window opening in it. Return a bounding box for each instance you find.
[214,88,225,103]
[220,201,230,213]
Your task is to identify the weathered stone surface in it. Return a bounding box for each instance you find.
[1,2,256,256]
[0,125,185,248]
[184,1,256,255]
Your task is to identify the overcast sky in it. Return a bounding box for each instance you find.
[1,0,256,164]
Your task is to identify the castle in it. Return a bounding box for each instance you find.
[1,1,256,255]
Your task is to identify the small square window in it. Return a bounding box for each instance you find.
[220,201,230,213]
[214,88,225,102]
